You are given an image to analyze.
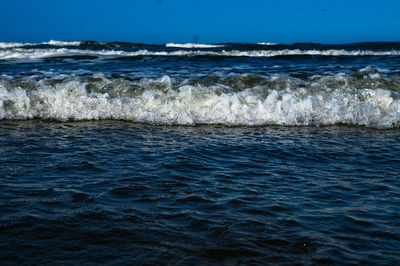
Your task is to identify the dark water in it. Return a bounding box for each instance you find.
[1,41,400,264]
[0,121,399,264]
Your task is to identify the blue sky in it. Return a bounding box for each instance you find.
[1,0,400,44]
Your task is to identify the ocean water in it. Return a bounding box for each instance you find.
[0,41,399,264]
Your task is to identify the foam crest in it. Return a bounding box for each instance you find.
[46,40,82,46]
[0,42,26,49]
[2,47,400,60]
[166,43,224,48]
[0,48,71,60]
[0,74,399,128]
[222,49,400,57]
[0,40,81,49]
[257,42,280,45]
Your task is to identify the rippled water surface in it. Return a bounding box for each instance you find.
[1,41,400,264]
[0,121,399,264]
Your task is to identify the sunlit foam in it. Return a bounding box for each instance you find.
[0,74,399,128]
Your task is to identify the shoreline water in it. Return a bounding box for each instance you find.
[1,40,399,264]
[1,120,399,264]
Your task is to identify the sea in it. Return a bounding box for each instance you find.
[0,40,399,264]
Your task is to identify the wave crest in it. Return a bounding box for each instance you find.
[3,47,400,60]
[165,43,225,48]
[1,74,399,128]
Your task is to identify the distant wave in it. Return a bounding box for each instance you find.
[0,42,27,48]
[46,40,82,46]
[0,40,82,49]
[3,40,400,51]
[218,49,400,57]
[2,41,400,61]
[166,43,225,48]
[2,47,400,60]
[257,42,280,46]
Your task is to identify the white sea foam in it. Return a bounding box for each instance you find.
[0,48,72,60]
[1,41,400,59]
[2,47,400,60]
[0,42,27,49]
[221,49,400,57]
[166,43,225,48]
[0,40,81,49]
[257,42,280,45]
[0,75,399,128]
[46,40,82,46]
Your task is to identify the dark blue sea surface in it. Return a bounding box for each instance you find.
[0,41,400,264]
[0,121,399,264]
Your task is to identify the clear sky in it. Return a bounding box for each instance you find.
[1,0,400,44]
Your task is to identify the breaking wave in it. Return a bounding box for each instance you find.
[46,40,82,46]
[0,42,26,49]
[2,47,400,60]
[1,72,399,128]
[2,40,400,60]
[0,40,82,49]
[165,43,225,48]
[257,42,280,46]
